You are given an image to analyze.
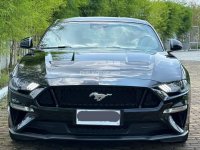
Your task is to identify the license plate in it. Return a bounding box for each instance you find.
[76,109,120,126]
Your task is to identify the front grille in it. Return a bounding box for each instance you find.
[36,85,161,109]
[36,89,55,107]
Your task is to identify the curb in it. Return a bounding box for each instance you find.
[0,86,8,101]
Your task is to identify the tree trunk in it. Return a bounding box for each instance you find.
[8,40,15,72]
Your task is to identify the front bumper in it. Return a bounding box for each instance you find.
[8,87,190,142]
[9,128,188,142]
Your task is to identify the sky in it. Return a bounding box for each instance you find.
[170,0,200,5]
[181,0,200,4]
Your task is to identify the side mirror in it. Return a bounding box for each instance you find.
[170,39,182,51]
[20,37,33,49]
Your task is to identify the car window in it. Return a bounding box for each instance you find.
[40,22,163,52]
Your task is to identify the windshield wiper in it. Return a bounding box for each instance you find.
[40,46,72,49]
[105,46,123,49]
[105,46,136,49]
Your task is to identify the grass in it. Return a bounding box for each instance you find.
[0,97,7,110]
[0,69,9,89]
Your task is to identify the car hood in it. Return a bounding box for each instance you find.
[16,49,183,87]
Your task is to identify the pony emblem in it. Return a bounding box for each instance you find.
[89,92,112,101]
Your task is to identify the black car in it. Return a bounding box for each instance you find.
[8,17,190,143]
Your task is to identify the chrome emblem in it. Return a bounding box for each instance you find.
[89,92,112,101]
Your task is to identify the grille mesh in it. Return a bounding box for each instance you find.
[36,85,161,109]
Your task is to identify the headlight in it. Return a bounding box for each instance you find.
[158,80,188,93]
[9,77,39,91]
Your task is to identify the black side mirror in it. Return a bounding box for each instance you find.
[20,37,33,49]
[170,39,182,51]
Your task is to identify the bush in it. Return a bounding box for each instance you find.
[0,69,9,88]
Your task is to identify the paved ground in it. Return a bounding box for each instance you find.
[0,60,200,150]
[172,51,200,61]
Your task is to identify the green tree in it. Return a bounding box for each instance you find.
[147,1,169,39]
[147,1,192,40]
[0,0,65,68]
[176,4,192,38]
[52,0,192,40]
[0,0,193,55]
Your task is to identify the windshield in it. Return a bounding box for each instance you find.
[39,22,163,51]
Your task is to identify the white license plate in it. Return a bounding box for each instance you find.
[76,109,120,126]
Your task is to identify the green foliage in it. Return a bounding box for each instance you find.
[0,0,193,48]
[176,4,192,38]
[0,69,9,88]
[163,1,192,39]
[53,0,192,40]
[0,0,66,68]
[0,0,65,42]
[192,5,200,26]
[147,1,168,39]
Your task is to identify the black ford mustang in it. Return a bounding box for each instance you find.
[8,17,190,142]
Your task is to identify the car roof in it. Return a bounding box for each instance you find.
[61,17,150,25]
